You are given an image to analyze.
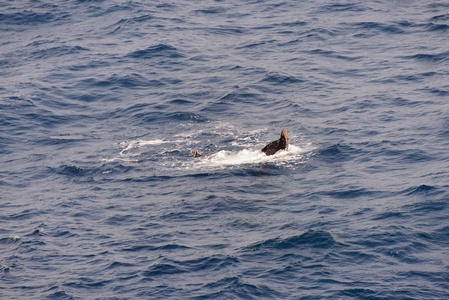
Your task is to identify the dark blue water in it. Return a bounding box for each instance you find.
[1,0,449,299]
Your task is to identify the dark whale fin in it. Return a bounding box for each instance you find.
[261,129,289,156]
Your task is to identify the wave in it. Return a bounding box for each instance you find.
[128,111,209,126]
[193,7,227,15]
[198,276,281,299]
[50,162,134,180]
[78,73,164,90]
[244,231,337,251]
[260,72,304,84]
[141,255,238,278]
[126,44,183,59]
[30,45,89,59]
[403,184,438,195]
[0,11,63,26]
[306,48,362,61]
[350,21,405,34]
[0,236,20,244]
[319,3,366,12]
[315,143,358,162]
[402,51,449,64]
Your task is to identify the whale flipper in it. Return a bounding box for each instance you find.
[261,129,289,156]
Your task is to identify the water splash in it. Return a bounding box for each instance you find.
[191,144,312,168]
[119,139,166,156]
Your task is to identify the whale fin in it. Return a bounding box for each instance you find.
[261,129,289,156]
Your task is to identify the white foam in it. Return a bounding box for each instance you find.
[101,157,140,163]
[102,139,173,163]
[193,144,311,167]
[119,139,166,156]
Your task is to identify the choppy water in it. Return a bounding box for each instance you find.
[1,0,449,299]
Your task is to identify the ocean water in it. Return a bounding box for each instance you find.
[1,0,449,298]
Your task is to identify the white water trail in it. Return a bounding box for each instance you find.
[193,144,311,168]
[119,139,166,156]
[102,139,178,163]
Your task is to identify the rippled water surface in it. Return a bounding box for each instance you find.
[1,0,449,299]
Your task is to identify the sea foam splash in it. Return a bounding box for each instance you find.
[192,144,311,167]
[119,139,167,156]
[102,139,178,162]
[102,134,314,169]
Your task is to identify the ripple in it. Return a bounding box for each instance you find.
[315,143,358,162]
[260,72,304,84]
[403,185,438,195]
[426,23,449,32]
[81,73,164,89]
[0,11,59,26]
[126,44,183,59]
[200,276,281,299]
[193,7,227,15]
[0,236,20,244]
[142,263,185,277]
[245,231,336,251]
[403,51,449,64]
[319,3,366,12]
[306,48,362,61]
[31,45,89,59]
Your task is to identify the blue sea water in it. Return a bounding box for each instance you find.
[1,0,449,298]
